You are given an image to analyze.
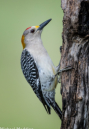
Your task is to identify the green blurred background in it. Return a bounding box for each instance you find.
[0,0,63,128]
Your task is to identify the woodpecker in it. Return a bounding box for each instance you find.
[21,19,62,119]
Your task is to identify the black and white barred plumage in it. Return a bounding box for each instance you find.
[21,49,51,113]
[21,49,62,118]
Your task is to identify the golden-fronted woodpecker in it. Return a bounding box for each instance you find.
[21,19,62,119]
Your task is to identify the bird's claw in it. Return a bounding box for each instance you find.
[55,65,74,77]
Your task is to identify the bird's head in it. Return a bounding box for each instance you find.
[21,19,52,49]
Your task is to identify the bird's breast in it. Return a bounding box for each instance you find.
[36,56,58,91]
[26,47,58,91]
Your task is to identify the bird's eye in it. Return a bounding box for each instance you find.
[31,29,35,33]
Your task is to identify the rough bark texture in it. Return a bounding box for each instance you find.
[61,0,89,129]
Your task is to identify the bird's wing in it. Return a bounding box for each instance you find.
[21,49,51,114]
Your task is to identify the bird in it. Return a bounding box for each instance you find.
[21,19,62,119]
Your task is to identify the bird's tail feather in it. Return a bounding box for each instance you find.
[43,104,51,114]
[51,102,62,119]
[42,98,62,119]
[41,98,51,114]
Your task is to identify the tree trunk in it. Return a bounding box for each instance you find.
[61,0,89,129]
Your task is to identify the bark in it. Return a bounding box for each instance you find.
[60,0,89,129]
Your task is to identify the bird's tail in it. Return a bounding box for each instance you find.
[51,102,62,119]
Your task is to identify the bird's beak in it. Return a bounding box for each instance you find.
[37,19,52,31]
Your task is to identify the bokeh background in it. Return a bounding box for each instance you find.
[0,0,63,129]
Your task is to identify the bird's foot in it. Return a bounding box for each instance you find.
[55,65,74,77]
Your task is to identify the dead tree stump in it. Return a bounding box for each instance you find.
[61,0,89,129]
